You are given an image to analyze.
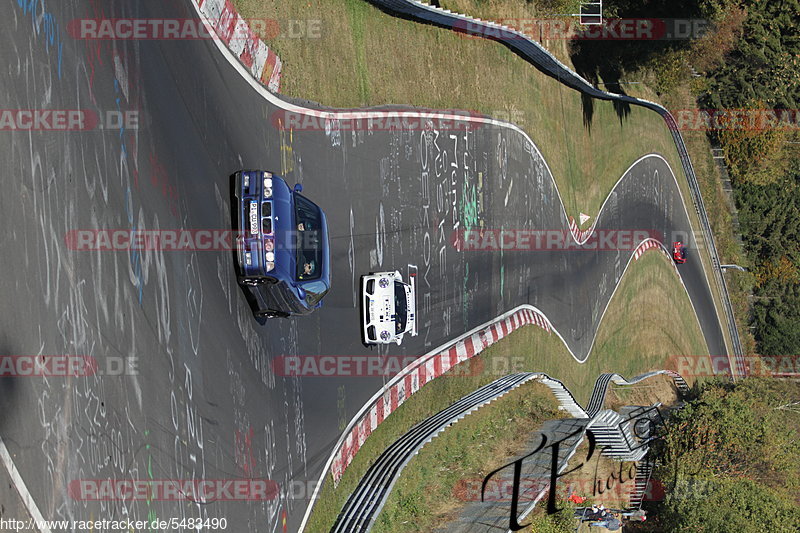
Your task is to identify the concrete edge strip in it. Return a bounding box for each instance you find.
[0,437,52,533]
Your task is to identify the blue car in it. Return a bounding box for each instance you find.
[234,170,330,318]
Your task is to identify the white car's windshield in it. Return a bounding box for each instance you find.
[394,281,407,334]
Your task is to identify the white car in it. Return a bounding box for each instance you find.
[361,271,417,345]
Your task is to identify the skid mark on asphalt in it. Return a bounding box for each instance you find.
[348,208,357,306]
[279,125,294,176]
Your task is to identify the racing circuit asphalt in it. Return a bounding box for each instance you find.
[0,1,725,531]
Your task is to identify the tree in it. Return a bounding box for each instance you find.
[752,284,800,356]
[717,110,791,186]
[700,0,800,110]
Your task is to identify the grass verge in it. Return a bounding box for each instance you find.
[305,250,709,531]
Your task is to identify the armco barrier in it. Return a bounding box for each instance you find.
[367,0,743,369]
[332,373,541,532]
[195,0,282,92]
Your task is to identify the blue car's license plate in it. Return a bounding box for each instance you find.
[249,201,259,235]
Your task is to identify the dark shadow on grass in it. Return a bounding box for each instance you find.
[363,1,577,93]
[363,0,644,131]
[581,93,595,130]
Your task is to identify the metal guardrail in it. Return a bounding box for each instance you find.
[332,373,540,533]
[586,371,690,417]
[368,0,744,369]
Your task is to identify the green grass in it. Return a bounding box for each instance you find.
[344,0,370,102]
[305,250,709,531]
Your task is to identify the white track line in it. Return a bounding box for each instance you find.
[0,437,51,533]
